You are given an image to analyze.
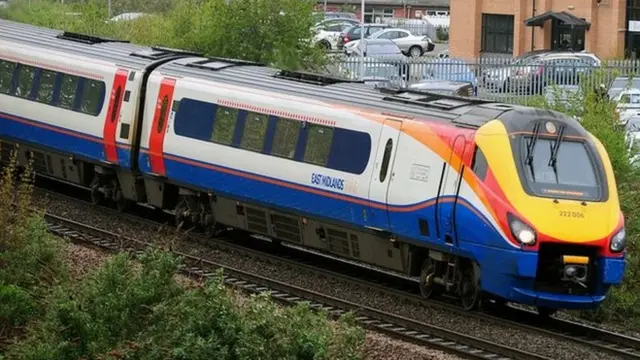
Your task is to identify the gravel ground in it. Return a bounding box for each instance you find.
[35,189,626,360]
[57,212,463,360]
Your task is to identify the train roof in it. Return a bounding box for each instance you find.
[158,57,581,130]
[1,19,582,132]
[0,19,201,70]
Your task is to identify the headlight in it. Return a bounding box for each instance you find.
[610,227,626,253]
[508,213,536,246]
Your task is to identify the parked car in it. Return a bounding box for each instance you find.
[337,24,392,50]
[505,54,595,94]
[338,62,407,88]
[108,12,148,22]
[365,28,434,57]
[313,21,355,51]
[421,58,477,95]
[344,38,405,59]
[314,11,358,20]
[608,76,640,99]
[341,39,408,84]
[480,51,599,93]
[409,79,475,97]
[314,18,359,28]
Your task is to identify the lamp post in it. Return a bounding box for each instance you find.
[108,0,112,18]
[359,0,365,80]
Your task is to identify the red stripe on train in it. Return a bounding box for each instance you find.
[148,78,177,175]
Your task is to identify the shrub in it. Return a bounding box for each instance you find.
[0,151,67,348]
[1,0,327,71]
[8,251,365,360]
[436,26,449,42]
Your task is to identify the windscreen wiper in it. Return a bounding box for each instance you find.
[548,124,566,183]
[525,122,541,181]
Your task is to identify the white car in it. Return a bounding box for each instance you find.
[313,21,354,51]
[348,28,434,57]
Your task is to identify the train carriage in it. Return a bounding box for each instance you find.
[0,19,627,313]
[0,20,198,207]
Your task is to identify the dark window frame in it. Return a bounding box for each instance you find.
[481,14,514,54]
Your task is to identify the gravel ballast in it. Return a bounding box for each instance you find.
[35,189,626,360]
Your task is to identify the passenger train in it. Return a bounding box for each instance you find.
[0,19,627,313]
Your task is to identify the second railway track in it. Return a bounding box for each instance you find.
[34,181,640,360]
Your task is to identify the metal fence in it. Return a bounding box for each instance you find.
[326,55,640,105]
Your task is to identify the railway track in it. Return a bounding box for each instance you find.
[34,180,640,360]
[42,210,549,360]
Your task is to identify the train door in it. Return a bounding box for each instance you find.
[367,119,402,231]
[436,134,468,246]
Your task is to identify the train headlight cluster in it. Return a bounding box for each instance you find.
[610,227,626,253]
[508,213,536,246]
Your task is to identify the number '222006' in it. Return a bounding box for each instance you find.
[559,210,585,218]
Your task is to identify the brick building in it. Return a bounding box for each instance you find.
[317,0,449,21]
[449,0,639,60]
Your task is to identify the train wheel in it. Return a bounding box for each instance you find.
[419,258,442,298]
[90,179,102,206]
[460,266,480,311]
[115,188,128,212]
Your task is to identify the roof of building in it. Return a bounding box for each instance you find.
[326,0,449,8]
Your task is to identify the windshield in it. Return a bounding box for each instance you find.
[611,78,640,90]
[520,137,603,201]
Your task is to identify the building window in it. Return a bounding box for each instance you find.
[481,14,514,53]
[364,8,394,23]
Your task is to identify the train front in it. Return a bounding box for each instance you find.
[473,108,626,311]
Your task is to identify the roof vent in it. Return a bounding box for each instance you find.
[56,31,129,45]
[274,70,363,86]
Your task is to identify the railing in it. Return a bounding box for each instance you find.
[325,54,640,105]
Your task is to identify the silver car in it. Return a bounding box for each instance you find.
[368,28,435,57]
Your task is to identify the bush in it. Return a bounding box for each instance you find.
[8,251,365,359]
[0,151,67,348]
[436,26,449,42]
[1,0,327,71]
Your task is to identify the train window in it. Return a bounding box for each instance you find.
[14,65,37,99]
[157,96,169,133]
[379,138,393,182]
[59,74,80,110]
[211,106,238,145]
[36,70,57,104]
[471,146,488,180]
[240,112,268,152]
[80,79,105,116]
[303,124,333,166]
[271,118,301,159]
[0,61,15,94]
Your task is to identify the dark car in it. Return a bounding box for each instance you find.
[500,54,596,94]
[409,79,476,97]
[315,11,358,20]
[337,24,392,50]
